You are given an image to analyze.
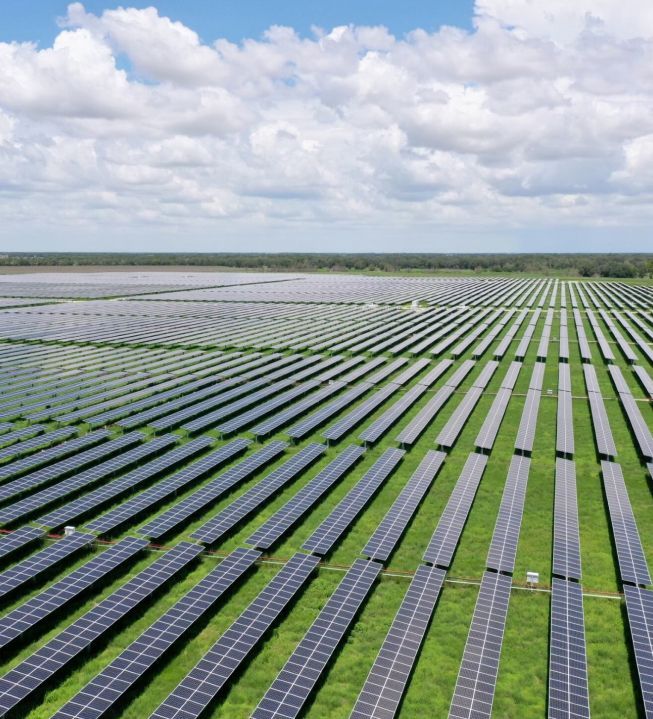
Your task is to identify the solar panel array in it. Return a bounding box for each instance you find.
[623,585,653,717]
[350,565,446,719]
[548,578,590,719]
[52,547,260,719]
[0,541,203,716]
[150,551,320,719]
[36,436,212,529]
[303,448,405,556]
[423,453,488,567]
[0,525,44,563]
[0,536,147,649]
[191,443,326,544]
[0,274,651,717]
[85,438,251,535]
[247,444,365,550]
[552,458,582,581]
[251,559,382,719]
[0,531,95,600]
[362,450,445,561]
[139,441,287,540]
[486,455,531,574]
[601,460,651,586]
[448,571,512,719]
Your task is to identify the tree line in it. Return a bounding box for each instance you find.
[1,253,652,278]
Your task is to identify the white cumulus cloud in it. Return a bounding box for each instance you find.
[0,1,652,250]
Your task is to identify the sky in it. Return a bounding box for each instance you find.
[1,1,653,253]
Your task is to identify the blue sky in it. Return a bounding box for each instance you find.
[0,1,652,252]
[1,1,474,46]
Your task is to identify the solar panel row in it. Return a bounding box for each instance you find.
[362,450,446,562]
[0,531,95,600]
[150,551,320,719]
[191,443,326,545]
[303,448,405,556]
[0,431,144,504]
[52,547,261,719]
[85,438,251,535]
[251,558,382,719]
[552,458,582,581]
[350,565,446,719]
[486,455,531,574]
[139,441,287,540]
[548,578,590,719]
[601,460,651,586]
[0,525,45,563]
[0,536,147,649]
[0,541,203,716]
[448,571,512,719]
[36,436,213,530]
[423,452,488,567]
[247,444,365,550]
[623,585,653,718]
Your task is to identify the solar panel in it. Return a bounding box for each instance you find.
[0,531,94,601]
[52,547,260,719]
[85,438,251,535]
[618,393,653,461]
[475,387,513,452]
[445,360,476,388]
[246,445,365,550]
[514,389,541,454]
[623,585,653,717]
[633,365,653,400]
[365,358,408,384]
[180,357,333,434]
[287,382,372,440]
[0,526,44,564]
[216,380,322,436]
[553,458,582,581]
[150,552,320,719]
[139,441,287,540]
[362,450,445,562]
[587,391,617,459]
[36,436,212,530]
[0,431,143,504]
[559,363,572,394]
[448,571,512,719]
[350,564,446,719]
[556,390,575,457]
[395,385,455,446]
[0,536,147,650]
[0,541,203,717]
[302,448,405,556]
[359,383,428,444]
[601,460,651,585]
[251,558,381,719]
[548,578,590,719]
[250,381,346,438]
[0,424,45,450]
[423,452,488,567]
[582,364,601,395]
[529,362,545,392]
[191,443,326,545]
[486,455,531,574]
[0,429,110,482]
[322,383,402,442]
[607,364,632,395]
[390,358,431,386]
[417,358,454,387]
[0,426,77,463]
[436,386,484,450]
